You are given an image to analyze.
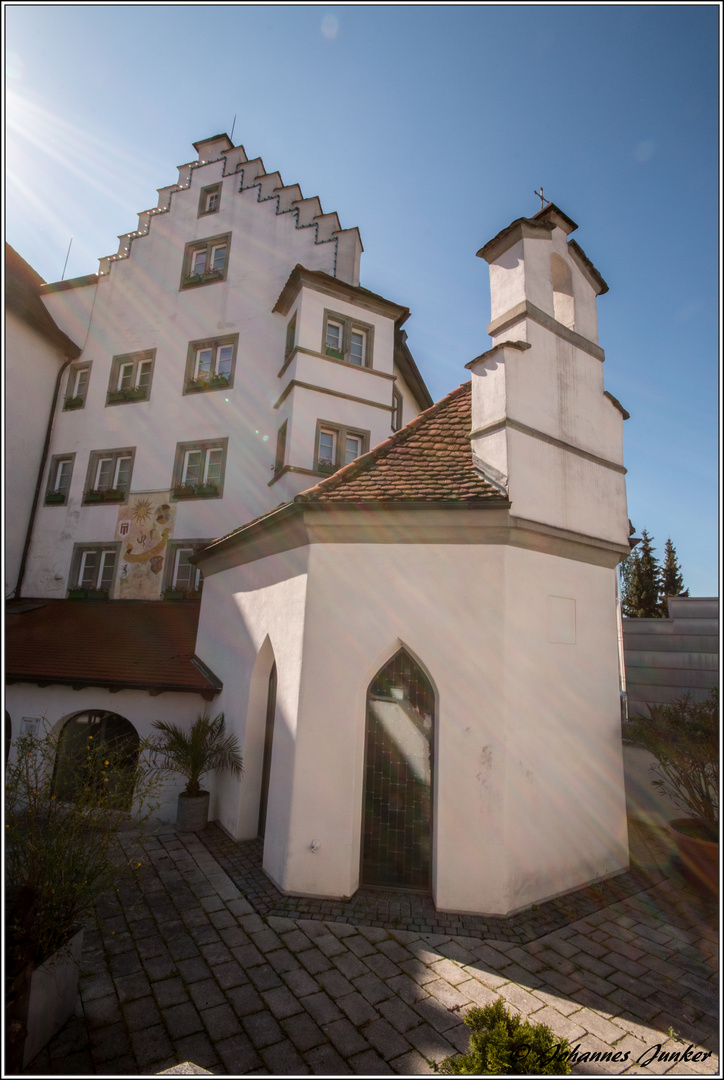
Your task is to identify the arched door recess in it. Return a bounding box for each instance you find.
[54,711,140,810]
[361,648,434,890]
[258,662,277,838]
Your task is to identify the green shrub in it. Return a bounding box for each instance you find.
[437,999,572,1075]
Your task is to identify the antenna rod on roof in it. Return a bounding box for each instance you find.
[230,114,237,144]
[61,237,73,281]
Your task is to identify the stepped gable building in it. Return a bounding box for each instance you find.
[6,136,632,917]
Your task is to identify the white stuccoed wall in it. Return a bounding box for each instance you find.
[195,531,628,916]
[25,145,408,599]
[5,313,65,594]
[473,214,629,550]
[4,683,205,823]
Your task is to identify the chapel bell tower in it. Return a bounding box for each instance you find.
[468,202,630,552]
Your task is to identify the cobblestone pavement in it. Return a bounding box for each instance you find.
[25,819,718,1077]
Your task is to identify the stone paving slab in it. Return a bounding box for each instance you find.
[22,819,718,1076]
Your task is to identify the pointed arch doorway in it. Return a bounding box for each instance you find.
[361,649,434,890]
[257,661,277,838]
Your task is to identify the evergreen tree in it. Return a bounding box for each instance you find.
[658,537,689,616]
[620,530,660,618]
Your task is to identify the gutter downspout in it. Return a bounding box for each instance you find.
[13,357,73,599]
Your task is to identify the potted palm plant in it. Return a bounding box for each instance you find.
[5,723,160,1071]
[150,713,243,832]
[623,689,718,895]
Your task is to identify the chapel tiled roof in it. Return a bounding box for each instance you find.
[5,600,221,698]
[295,380,505,504]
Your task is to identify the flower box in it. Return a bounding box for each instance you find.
[172,484,198,499]
[325,348,345,360]
[83,488,125,504]
[195,483,219,497]
[64,396,84,410]
[68,588,109,600]
[317,461,337,476]
[163,588,203,602]
[185,375,229,393]
[44,491,66,505]
[107,386,147,404]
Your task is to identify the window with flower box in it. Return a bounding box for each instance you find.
[162,541,208,600]
[106,350,155,405]
[322,311,374,368]
[45,453,75,505]
[64,363,90,410]
[183,334,238,393]
[83,448,135,504]
[172,438,227,499]
[315,421,369,475]
[180,233,231,289]
[68,543,120,599]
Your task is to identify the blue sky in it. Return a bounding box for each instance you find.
[5,3,720,596]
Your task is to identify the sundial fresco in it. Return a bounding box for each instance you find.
[114,493,177,599]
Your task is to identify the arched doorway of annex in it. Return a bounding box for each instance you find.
[360,641,438,893]
[235,636,278,842]
[53,710,141,812]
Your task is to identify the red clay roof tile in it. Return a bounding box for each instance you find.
[6,600,221,697]
[295,381,504,504]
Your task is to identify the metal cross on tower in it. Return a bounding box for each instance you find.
[534,187,550,210]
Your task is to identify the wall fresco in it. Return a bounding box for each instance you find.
[115,494,176,599]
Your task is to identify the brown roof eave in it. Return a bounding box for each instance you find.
[41,274,99,293]
[193,500,304,562]
[394,330,433,410]
[300,498,511,512]
[273,264,410,321]
[5,674,221,700]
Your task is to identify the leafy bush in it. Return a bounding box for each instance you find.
[437,999,571,1075]
[6,724,161,967]
[6,723,161,1069]
[623,689,718,839]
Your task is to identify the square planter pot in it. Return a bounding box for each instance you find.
[20,928,84,1068]
[176,791,210,832]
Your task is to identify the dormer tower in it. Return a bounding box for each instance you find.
[468,204,630,551]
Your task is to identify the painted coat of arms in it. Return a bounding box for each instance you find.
[115,494,176,599]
